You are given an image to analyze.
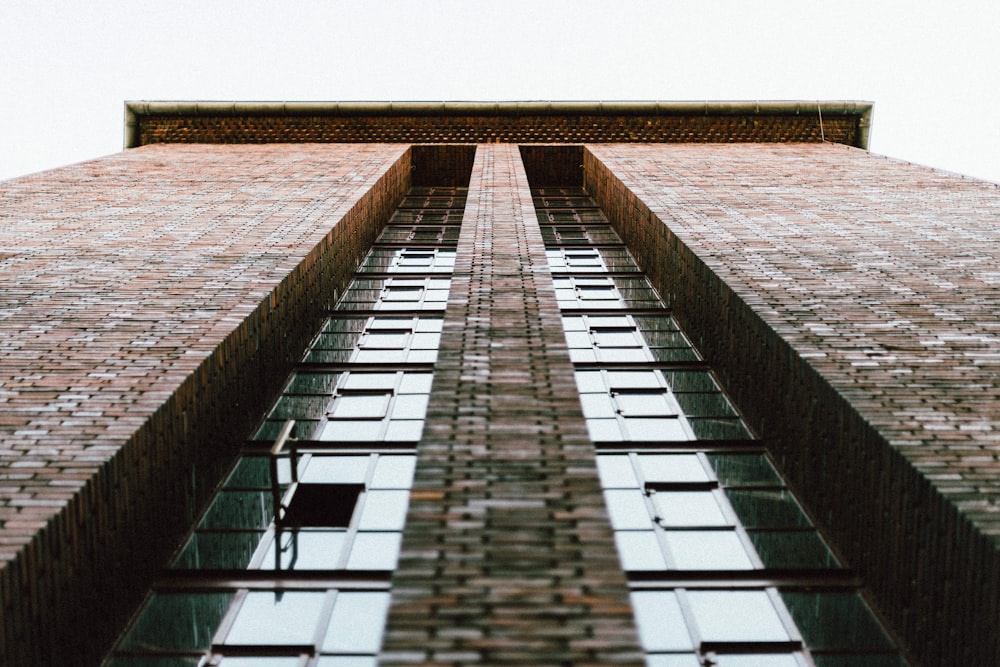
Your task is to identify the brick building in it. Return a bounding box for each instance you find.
[1,101,998,666]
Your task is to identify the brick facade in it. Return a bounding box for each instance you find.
[584,142,1000,665]
[0,143,409,664]
[2,101,996,666]
[381,144,642,665]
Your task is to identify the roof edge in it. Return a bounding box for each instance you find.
[124,100,874,150]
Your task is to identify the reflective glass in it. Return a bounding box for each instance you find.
[664,531,754,570]
[579,393,616,419]
[708,454,783,487]
[726,490,811,529]
[322,592,392,653]
[383,419,424,441]
[371,456,417,488]
[225,591,325,645]
[319,421,383,441]
[603,490,652,530]
[622,417,689,441]
[119,592,234,651]
[346,532,402,570]
[286,373,340,395]
[358,490,410,530]
[390,394,429,419]
[674,393,737,417]
[586,418,623,442]
[607,371,661,390]
[262,530,347,570]
[172,531,265,570]
[686,590,790,642]
[398,373,433,393]
[596,455,639,488]
[301,456,369,484]
[689,418,753,440]
[615,392,674,416]
[199,491,274,530]
[748,531,840,569]
[317,657,379,667]
[652,491,729,527]
[330,394,391,420]
[219,659,302,667]
[638,454,710,484]
[780,591,894,650]
[343,373,397,391]
[615,531,667,571]
[629,591,695,651]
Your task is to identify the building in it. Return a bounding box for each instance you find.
[1,101,998,666]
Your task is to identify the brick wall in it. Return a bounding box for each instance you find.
[584,143,1000,666]
[135,113,861,147]
[0,143,409,664]
[381,144,642,665]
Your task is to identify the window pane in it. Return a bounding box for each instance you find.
[615,531,667,571]
[623,417,689,441]
[319,421,383,441]
[726,490,811,529]
[225,591,326,645]
[358,490,410,530]
[652,491,729,527]
[603,490,651,530]
[748,531,841,569]
[615,392,674,416]
[686,590,790,642]
[262,530,347,570]
[199,491,274,530]
[780,591,894,650]
[707,455,782,487]
[398,373,433,394]
[172,531,265,570]
[119,592,234,651]
[383,419,424,441]
[579,393,616,419]
[347,533,402,570]
[664,531,754,570]
[322,592,392,653]
[390,394,429,420]
[343,373,397,391]
[638,454,710,484]
[596,455,639,488]
[630,591,695,651]
[330,394,391,420]
[301,456,369,484]
[370,456,417,488]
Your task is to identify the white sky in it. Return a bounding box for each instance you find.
[2,0,999,184]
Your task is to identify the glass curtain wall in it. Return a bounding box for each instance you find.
[534,186,907,667]
[104,187,466,667]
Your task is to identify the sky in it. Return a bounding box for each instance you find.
[2,1,1000,184]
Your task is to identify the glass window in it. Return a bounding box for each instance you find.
[119,592,234,651]
[686,590,791,643]
[224,591,326,645]
[322,592,391,653]
[630,591,695,652]
[603,490,652,530]
[329,393,392,420]
[638,454,711,484]
[615,531,667,571]
[652,491,729,527]
[664,531,754,570]
[262,530,348,570]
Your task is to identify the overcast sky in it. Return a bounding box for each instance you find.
[2,1,999,184]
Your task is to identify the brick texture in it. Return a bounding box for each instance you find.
[0,143,409,664]
[136,113,861,148]
[584,143,1000,666]
[381,145,642,666]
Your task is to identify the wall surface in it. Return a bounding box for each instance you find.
[585,143,1000,665]
[382,144,642,665]
[0,143,409,664]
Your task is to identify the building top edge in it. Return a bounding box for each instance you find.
[124,100,874,149]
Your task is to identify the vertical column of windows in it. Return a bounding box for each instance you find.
[535,186,905,667]
[103,187,465,667]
